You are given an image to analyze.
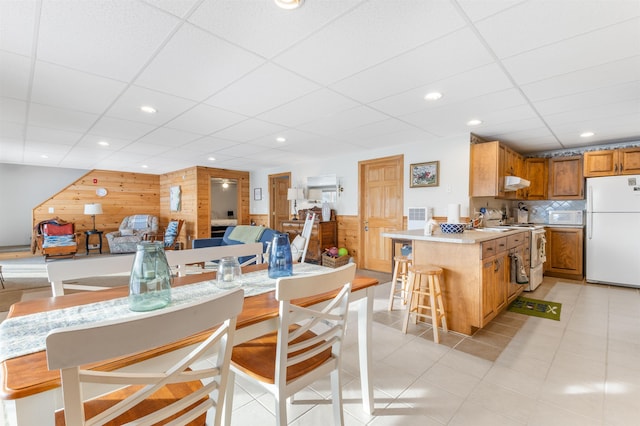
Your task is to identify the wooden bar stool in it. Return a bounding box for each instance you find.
[402,265,448,343]
[388,256,412,311]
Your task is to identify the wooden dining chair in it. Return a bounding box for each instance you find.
[46,289,244,426]
[225,263,356,426]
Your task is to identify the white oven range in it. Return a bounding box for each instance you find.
[499,224,547,291]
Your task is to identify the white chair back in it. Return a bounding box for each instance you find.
[227,263,355,426]
[167,243,263,276]
[300,212,316,263]
[46,288,244,426]
[47,254,135,297]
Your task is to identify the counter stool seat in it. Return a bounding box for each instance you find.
[388,255,412,311]
[402,264,448,343]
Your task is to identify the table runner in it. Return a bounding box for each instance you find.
[0,263,329,363]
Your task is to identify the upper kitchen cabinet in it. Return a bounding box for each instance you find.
[583,147,640,177]
[522,157,548,200]
[548,156,584,199]
[469,141,523,200]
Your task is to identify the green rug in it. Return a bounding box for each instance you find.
[508,296,562,321]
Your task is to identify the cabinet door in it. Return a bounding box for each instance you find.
[469,141,500,197]
[583,150,617,177]
[281,222,302,242]
[545,227,584,279]
[481,258,496,323]
[620,147,640,174]
[548,156,584,199]
[494,254,508,312]
[523,158,548,200]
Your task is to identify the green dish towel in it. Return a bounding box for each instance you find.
[228,225,265,244]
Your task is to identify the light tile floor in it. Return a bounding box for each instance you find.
[3,271,639,425]
[215,274,640,425]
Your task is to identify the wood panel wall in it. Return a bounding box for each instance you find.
[250,214,269,227]
[32,170,160,253]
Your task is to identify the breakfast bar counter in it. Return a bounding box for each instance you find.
[382,228,529,335]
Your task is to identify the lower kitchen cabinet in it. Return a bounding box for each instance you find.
[480,237,509,326]
[544,226,584,280]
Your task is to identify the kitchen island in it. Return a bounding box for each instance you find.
[382,228,529,335]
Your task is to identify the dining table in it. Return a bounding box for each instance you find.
[0,263,379,425]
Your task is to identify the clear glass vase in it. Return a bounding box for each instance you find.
[268,233,293,279]
[217,256,242,289]
[129,241,172,312]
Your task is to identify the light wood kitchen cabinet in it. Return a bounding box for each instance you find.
[548,155,584,199]
[583,147,640,177]
[522,157,548,200]
[469,141,523,200]
[507,232,528,302]
[281,220,337,264]
[544,227,584,280]
[480,237,509,326]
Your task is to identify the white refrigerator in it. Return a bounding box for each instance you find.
[586,175,640,287]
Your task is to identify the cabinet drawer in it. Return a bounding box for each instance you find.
[507,233,525,249]
[495,237,508,253]
[481,240,496,258]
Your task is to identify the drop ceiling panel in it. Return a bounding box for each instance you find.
[165,104,247,135]
[141,0,201,18]
[25,125,82,145]
[534,81,640,116]
[474,1,640,59]
[456,0,526,22]
[31,61,126,114]
[204,63,320,116]
[0,51,31,100]
[106,85,197,125]
[370,63,515,117]
[135,24,265,101]
[27,104,98,133]
[181,136,240,153]
[544,99,640,126]
[188,0,363,58]
[0,0,37,55]
[297,106,390,137]
[0,98,28,125]
[89,116,156,141]
[257,89,359,127]
[274,0,467,85]
[502,18,640,85]
[521,55,640,102]
[211,118,286,143]
[37,0,181,81]
[136,127,202,147]
[330,28,495,104]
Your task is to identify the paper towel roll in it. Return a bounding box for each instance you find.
[447,203,461,224]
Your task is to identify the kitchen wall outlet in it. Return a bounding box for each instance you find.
[48,207,54,213]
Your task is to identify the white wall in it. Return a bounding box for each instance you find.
[250,135,471,219]
[0,164,87,246]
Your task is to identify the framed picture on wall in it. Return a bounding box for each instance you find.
[253,188,262,200]
[170,185,181,211]
[410,161,439,188]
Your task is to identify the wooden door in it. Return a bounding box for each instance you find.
[359,155,403,272]
[269,173,290,232]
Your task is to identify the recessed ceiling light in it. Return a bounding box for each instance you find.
[276,137,286,143]
[40,154,48,159]
[424,92,443,101]
[140,105,157,114]
[98,141,110,146]
[222,182,229,189]
[141,164,148,169]
[467,119,482,126]
[274,0,303,9]
[208,156,216,161]
[580,131,595,138]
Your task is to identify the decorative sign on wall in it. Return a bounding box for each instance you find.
[170,185,181,211]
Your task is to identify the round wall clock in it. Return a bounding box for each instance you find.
[96,188,108,197]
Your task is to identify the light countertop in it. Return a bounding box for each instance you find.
[382,228,527,244]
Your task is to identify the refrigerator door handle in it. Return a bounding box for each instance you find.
[587,186,593,240]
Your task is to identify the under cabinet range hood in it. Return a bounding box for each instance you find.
[504,176,530,191]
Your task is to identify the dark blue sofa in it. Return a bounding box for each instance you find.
[192,225,279,264]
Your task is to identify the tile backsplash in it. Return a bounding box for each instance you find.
[469,197,586,224]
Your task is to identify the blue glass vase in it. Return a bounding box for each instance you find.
[129,241,172,311]
[268,233,293,279]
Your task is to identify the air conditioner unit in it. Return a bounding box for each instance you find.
[407,207,427,230]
